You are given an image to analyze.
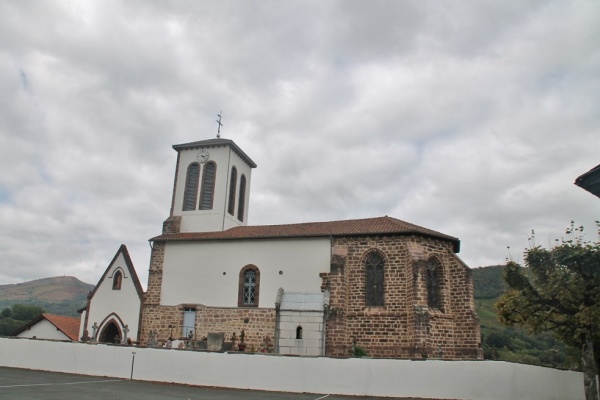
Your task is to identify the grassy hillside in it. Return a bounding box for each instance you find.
[0,276,93,317]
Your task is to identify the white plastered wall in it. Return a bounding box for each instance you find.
[78,310,86,340]
[161,238,330,307]
[173,145,253,233]
[16,319,71,341]
[0,338,586,400]
[84,252,141,341]
[278,310,325,356]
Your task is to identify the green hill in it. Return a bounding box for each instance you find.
[0,276,93,317]
[472,266,578,369]
[473,265,506,299]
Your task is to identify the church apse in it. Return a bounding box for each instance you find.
[324,235,482,359]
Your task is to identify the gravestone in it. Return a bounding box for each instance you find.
[147,330,158,347]
[91,322,99,342]
[121,325,129,345]
[207,332,225,351]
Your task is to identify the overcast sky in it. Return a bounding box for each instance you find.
[1,1,599,287]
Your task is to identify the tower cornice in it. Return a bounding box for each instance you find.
[173,139,257,168]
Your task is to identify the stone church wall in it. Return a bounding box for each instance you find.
[140,303,275,350]
[195,306,276,350]
[322,235,481,359]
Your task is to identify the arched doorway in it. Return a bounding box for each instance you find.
[98,321,121,343]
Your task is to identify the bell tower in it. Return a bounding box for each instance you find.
[163,138,256,234]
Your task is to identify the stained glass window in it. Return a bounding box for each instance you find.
[242,269,256,305]
[365,252,384,306]
[427,259,441,309]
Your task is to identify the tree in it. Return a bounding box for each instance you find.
[496,222,600,400]
[11,304,45,321]
[1,307,11,318]
[0,318,22,336]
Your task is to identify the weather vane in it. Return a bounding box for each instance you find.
[216,111,223,138]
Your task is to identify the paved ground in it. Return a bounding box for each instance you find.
[0,367,424,400]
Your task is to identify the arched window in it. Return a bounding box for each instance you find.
[199,161,216,210]
[296,326,303,339]
[182,163,200,211]
[426,258,441,309]
[365,251,384,306]
[227,167,237,215]
[237,174,246,222]
[112,270,122,290]
[238,265,260,307]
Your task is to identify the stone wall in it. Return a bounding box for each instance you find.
[139,241,165,342]
[144,241,165,306]
[162,216,182,234]
[195,306,276,350]
[322,235,482,359]
[140,303,275,351]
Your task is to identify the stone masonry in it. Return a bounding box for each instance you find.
[140,231,481,358]
[141,303,275,349]
[321,234,482,359]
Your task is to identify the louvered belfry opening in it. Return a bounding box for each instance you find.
[237,175,246,222]
[182,163,200,211]
[227,167,237,215]
[199,161,216,210]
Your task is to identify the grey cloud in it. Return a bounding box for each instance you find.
[1,1,599,285]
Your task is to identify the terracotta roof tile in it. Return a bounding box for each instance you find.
[43,314,81,341]
[151,216,460,252]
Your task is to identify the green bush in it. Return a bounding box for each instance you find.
[353,345,369,357]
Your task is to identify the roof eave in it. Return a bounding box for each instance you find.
[575,164,600,199]
[150,231,461,252]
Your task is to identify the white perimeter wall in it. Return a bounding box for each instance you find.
[0,337,584,400]
[161,238,330,307]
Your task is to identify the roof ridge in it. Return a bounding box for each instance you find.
[385,215,432,230]
[230,215,391,229]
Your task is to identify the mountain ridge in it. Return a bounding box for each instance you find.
[0,276,94,317]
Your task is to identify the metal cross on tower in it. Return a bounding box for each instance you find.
[216,111,223,138]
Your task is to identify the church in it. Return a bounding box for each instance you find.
[80,137,482,359]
